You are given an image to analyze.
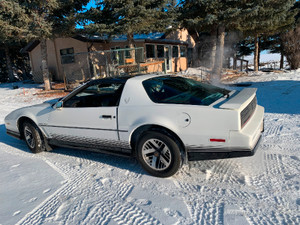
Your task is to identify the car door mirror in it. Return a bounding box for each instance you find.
[55,101,63,109]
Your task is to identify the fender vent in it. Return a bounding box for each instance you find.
[241,96,257,128]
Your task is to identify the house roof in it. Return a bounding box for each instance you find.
[20,40,40,54]
[73,33,165,42]
[74,33,188,45]
[22,32,188,53]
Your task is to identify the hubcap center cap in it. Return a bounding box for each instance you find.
[154,151,160,157]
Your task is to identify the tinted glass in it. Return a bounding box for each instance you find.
[143,76,230,106]
[64,83,124,107]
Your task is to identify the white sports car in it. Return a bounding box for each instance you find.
[5,74,264,177]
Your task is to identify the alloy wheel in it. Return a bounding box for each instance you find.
[24,126,35,149]
[141,138,172,171]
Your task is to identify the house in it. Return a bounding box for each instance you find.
[22,29,196,83]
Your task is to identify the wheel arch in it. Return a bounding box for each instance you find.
[130,124,186,159]
[17,117,38,140]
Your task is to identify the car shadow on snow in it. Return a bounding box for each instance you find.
[227,80,300,114]
[0,124,146,176]
[0,124,31,153]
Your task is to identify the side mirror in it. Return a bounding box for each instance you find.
[55,101,63,109]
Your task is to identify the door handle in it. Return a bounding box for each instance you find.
[100,115,112,119]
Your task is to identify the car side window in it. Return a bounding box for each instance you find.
[143,77,229,106]
[63,83,124,108]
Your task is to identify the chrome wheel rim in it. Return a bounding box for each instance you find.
[141,138,172,171]
[24,126,35,149]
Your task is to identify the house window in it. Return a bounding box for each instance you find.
[172,46,179,58]
[125,45,131,58]
[180,46,187,57]
[111,47,124,65]
[157,45,164,58]
[60,48,74,64]
[146,44,155,58]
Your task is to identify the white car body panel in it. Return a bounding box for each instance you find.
[220,88,257,110]
[5,74,264,162]
[41,106,120,148]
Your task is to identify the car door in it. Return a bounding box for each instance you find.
[43,81,124,151]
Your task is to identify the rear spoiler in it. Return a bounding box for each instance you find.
[220,88,257,110]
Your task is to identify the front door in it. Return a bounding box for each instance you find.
[43,81,125,151]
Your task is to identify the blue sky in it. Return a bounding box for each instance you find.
[85,0,97,10]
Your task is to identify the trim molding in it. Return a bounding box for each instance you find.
[40,124,128,132]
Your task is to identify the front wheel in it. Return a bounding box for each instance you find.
[136,131,182,177]
[23,122,45,153]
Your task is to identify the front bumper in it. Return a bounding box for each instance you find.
[6,129,21,140]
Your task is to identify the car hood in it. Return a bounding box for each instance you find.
[21,98,59,110]
[5,98,60,122]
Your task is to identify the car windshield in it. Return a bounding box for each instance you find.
[143,76,230,106]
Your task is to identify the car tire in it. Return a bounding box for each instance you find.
[137,131,182,177]
[23,122,45,153]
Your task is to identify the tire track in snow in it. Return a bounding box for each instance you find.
[264,125,283,137]
[174,181,225,225]
[16,150,161,225]
[16,169,91,225]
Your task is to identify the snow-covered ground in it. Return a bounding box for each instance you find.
[0,70,299,225]
[244,53,282,64]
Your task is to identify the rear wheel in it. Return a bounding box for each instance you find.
[137,131,182,177]
[23,122,45,153]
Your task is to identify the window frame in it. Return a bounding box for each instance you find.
[62,80,126,108]
[60,47,75,64]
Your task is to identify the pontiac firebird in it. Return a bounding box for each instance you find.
[5,74,264,177]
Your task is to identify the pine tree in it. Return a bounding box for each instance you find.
[0,0,89,88]
[281,25,300,69]
[237,0,296,71]
[179,0,242,79]
[26,0,89,90]
[82,0,177,51]
[0,0,31,82]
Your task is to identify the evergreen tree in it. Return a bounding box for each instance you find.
[0,0,89,88]
[281,25,300,69]
[280,1,300,69]
[82,0,177,52]
[179,0,242,78]
[0,0,31,82]
[25,0,89,90]
[237,0,296,71]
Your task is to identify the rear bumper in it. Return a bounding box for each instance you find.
[187,134,262,161]
[187,116,265,161]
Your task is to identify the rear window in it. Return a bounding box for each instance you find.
[142,76,230,106]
